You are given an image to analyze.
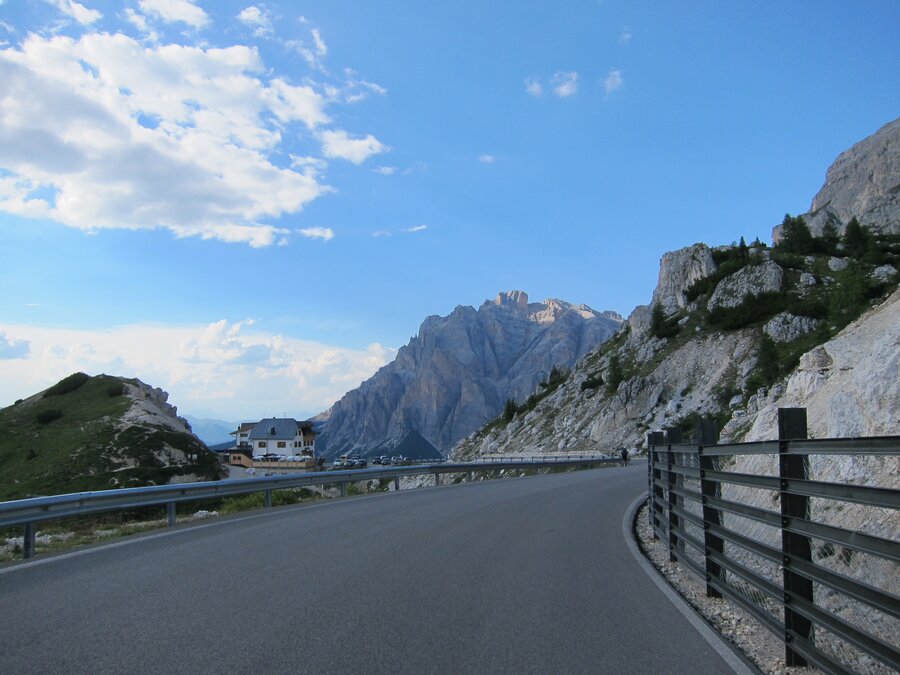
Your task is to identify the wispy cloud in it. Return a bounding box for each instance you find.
[551,71,579,97]
[619,26,632,46]
[45,0,102,26]
[373,166,396,175]
[298,226,334,241]
[311,28,327,56]
[406,225,427,233]
[138,0,209,29]
[237,5,273,37]
[372,230,392,238]
[478,154,496,164]
[319,129,389,164]
[604,68,624,96]
[525,76,543,97]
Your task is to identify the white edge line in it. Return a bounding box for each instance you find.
[622,494,758,675]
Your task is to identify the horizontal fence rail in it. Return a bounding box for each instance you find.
[647,408,900,675]
[1,456,618,559]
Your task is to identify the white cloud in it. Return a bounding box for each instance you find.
[138,0,209,29]
[319,129,389,164]
[0,332,29,359]
[311,28,327,56]
[604,68,624,95]
[0,321,396,420]
[124,8,151,34]
[373,166,396,175]
[525,76,542,97]
[298,226,334,241]
[478,154,495,164]
[619,26,632,45]
[372,230,392,238]
[0,32,340,246]
[46,0,102,25]
[406,224,427,233]
[237,6,273,37]
[551,71,579,97]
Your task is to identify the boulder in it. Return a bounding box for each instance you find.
[763,312,821,343]
[707,261,783,311]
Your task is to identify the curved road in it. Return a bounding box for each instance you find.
[0,466,742,674]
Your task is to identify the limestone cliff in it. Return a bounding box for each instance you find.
[314,292,623,457]
[774,117,900,239]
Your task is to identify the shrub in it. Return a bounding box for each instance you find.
[650,303,679,339]
[43,372,90,398]
[106,382,125,397]
[707,291,786,330]
[580,373,604,391]
[778,214,815,254]
[36,408,63,424]
[606,354,623,394]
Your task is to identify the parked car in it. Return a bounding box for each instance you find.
[332,458,344,468]
[352,458,368,468]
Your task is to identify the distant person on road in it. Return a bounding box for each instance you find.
[620,448,628,465]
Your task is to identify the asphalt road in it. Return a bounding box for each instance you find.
[0,465,740,674]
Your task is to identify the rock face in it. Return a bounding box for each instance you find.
[763,312,820,343]
[651,244,716,312]
[707,260,783,310]
[774,117,900,239]
[315,292,623,457]
[726,287,900,441]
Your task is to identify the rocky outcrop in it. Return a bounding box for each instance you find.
[774,117,900,238]
[724,287,900,441]
[763,312,820,343]
[315,292,623,457]
[651,244,716,312]
[707,260,782,310]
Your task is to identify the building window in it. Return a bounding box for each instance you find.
[258,441,267,448]
[277,441,286,448]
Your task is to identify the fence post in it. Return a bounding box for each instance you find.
[434,473,441,486]
[649,431,665,540]
[665,428,682,561]
[778,408,813,667]
[698,419,723,598]
[23,522,36,559]
[167,502,176,527]
[264,489,273,508]
[393,477,400,491]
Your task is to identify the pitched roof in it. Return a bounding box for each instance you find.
[231,422,256,436]
[248,418,300,441]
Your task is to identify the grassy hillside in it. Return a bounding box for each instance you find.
[0,373,222,502]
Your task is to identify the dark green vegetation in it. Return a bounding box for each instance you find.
[0,373,223,502]
[501,366,569,423]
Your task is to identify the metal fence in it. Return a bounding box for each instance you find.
[648,408,900,674]
[1,456,616,560]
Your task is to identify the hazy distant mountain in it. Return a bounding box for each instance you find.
[184,416,237,446]
[315,291,623,458]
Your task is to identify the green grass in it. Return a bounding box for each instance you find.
[0,374,222,502]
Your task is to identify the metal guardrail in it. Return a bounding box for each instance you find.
[1,456,618,560]
[647,408,900,674]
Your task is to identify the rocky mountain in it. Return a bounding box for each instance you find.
[315,292,623,458]
[774,116,900,239]
[453,243,898,461]
[0,373,225,501]
[454,120,899,462]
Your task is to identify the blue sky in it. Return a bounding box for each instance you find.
[1,0,899,421]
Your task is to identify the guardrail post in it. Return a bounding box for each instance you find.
[23,522,35,559]
[698,419,723,598]
[648,431,665,540]
[264,489,273,508]
[167,502,176,527]
[339,483,345,498]
[467,471,473,482]
[434,473,440,486]
[665,428,682,561]
[778,408,813,667]
[393,477,400,491]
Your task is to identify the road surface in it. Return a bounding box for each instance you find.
[0,465,743,673]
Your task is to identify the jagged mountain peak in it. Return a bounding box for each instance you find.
[316,291,623,458]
